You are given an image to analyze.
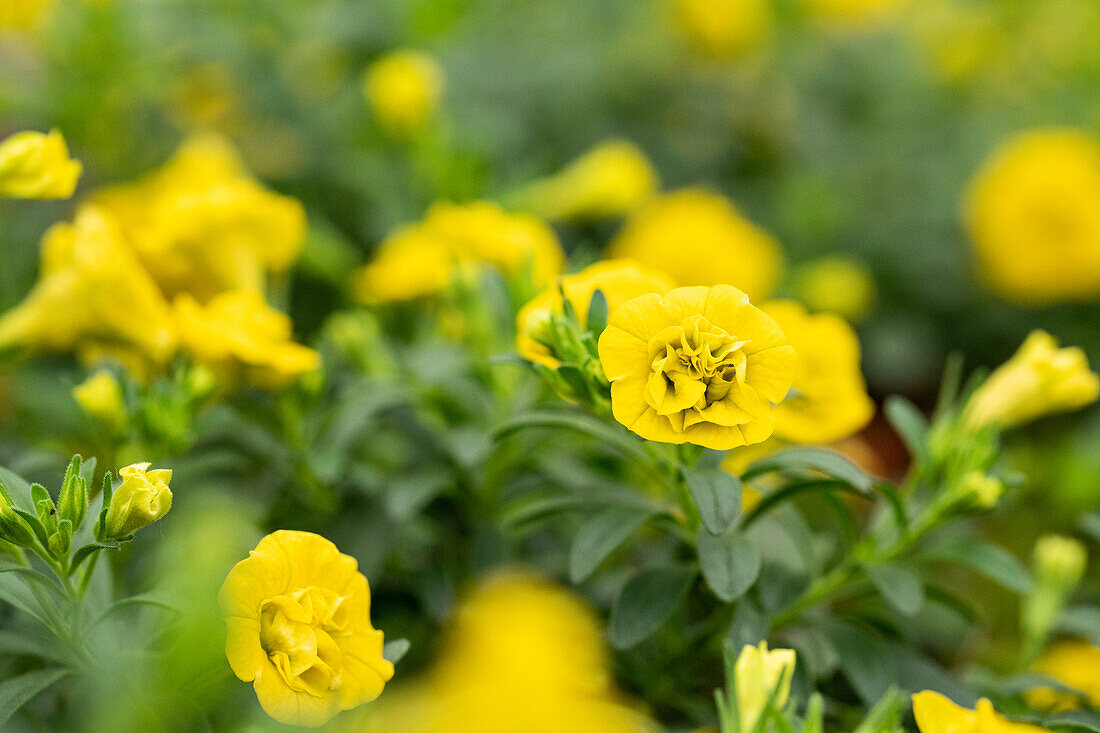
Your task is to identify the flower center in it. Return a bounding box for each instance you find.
[259,586,350,697]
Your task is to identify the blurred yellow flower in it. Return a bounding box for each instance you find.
[609,188,783,302]
[219,530,393,728]
[360,572,659,733]
[0,206,176,370]
[363,50,444,137]
[1029,640,1100,711]
[966,129,1100,305]
[0,0,55,31]
[92,134,307,302]
[735,642,796,733]
[966,330,1099,430]
[1033,534,1087,593]
[763,300,874,444]
[73,370,126,429]
[514,140,658,221]
[0,129,82,200]
[351,201,563,304]
[912,691,1047,733]
[790,256,876,323]
[517,259,675,367]
[909,1,1007,84]
[173,290,320,388]
[675,0,773,58]
[102,462,173,538]
[598,285,796,449]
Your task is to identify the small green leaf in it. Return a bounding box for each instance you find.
[609,566,695,649]
[569,505,653,583]
[682,467,741,535]
[586,289,609,335]
[0,668,69,727]
[382,639,411,665]
[742,447,872,493]
[697,529,761,603]
[865,563,924,616]
[884,396,928,461]
[921,539,1032,594]
[69,540,123,573]
[725,598,768,651]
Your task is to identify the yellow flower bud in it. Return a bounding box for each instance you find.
[790,256,876,323]
[72,370,126,429]
[1034,534,1087,593]
[958,471,1004,509]
[102,462,173,538]
[966,330,1099,430]
[735,642,796,732]
[0,129,82,200]
[363,51,444,137]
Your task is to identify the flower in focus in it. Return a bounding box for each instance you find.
[517,259,675,367]
[912,691,1047,733]
[966,330,1099,430]
[0,206,176,372]
[790,256,876,323]
[363,50,444,137]
[514,140,658,221]
[609,188,784,302]
[219,530,393,727]
[735,642,796,733]
[598,285,796,449]
[351,201,563,304]
[1028,640,1100,711]
[91,134,307,302]
[763,300,874,444]
[359,572,659,733]
[675,0,773,58]
[965,129,1100,305]
[173,290,320,388]
[0,129,82,199]
[73,370,126,429]
[101,462,173,538]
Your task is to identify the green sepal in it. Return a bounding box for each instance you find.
[57,455,88,532]
[47,519,72,558]
[12,508,49,550]
[94,471,114,542]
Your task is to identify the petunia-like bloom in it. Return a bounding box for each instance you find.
[1029,640,1100,711]
[675,0,773,58]
[608,188,784,302]
[598,285,796,449]
[91,134,306,302]
[219,530,393,728]
[912,691,1048,733]
[735,642,796,733]
[966,330,1099,430]
[101,462,173,539]
[514,140,658,221]
[0,129,82,199]
[173,290,320,388]
[350,227,456,305]
[0,206,176,372]
[363,50,444,137]
[965,129,1100,305]
[516,259,675,367]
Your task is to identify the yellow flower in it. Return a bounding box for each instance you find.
[92,134,307,302]
[598,285,796,450]
[763,300,874,444]
[173,290,320,388]
[0,129,82,200]
[735,642,797,733]
[517,259,675,367]
[790,256,876,323]
[674,0,773,58]
[363,50,444,137]
[0,206,176,370]
[0,0,55,31]
[1029,640,1100,711]
[219,530,393,728]
[515,141,658,221]
[912,691,1048,733]
[609,188,784,302]
[72,370,126,429]
[965,129,1100,305]
[966,331,1099,430]
[358,572,659,733]
[351,201,563,304]
[102,462,172,538]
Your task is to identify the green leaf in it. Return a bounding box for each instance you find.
[884,396,928,461]
[69,540,123,573]
[921,539,1032,594]
[609,566,695,649]
[569,506,653,583]
[697,529,761,603]
[0,668,69,727]
[726,598,769,651]
[742,447,872,493]
[682,467,741,535]
[382,639,411,665]
[586,289,609,335]
[494,410,650,463]
[0,629,75,666]
[86,594,179,631]
[828,621,897,705]
[851,687,907,733]
[865,563,924,616]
